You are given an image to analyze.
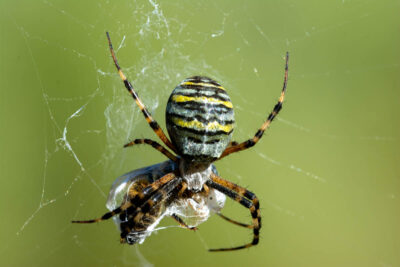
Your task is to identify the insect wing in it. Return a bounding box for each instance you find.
[106,160,177,211]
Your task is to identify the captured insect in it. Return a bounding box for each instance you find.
[72,32,289,252]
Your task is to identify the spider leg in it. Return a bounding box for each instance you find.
[218,52,289,160]
[203,183,251,229]
[106,32,177,153]
[124,138,177,161]
[171,214,198,231]
[206,173,261,252]
[216,212,252,228]
[227,141,239,148]
[71,203,130,224]
[169,181,197,230]
[120,177,183,241]
[71,173,176,224]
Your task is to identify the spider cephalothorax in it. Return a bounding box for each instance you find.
[72,32,289,252]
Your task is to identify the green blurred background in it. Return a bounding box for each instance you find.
[1,0,399,266]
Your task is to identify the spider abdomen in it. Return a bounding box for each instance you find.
[166,76,235,161]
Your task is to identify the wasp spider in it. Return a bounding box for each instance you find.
[72,32,289,252]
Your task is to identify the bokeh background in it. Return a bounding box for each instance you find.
[1,0,399,266]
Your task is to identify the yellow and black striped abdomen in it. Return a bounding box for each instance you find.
[166,76,235,161]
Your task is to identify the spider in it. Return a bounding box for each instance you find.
[72,32,289,252]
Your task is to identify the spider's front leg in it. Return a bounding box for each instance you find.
[169,181,198,230]
[206,173,261,252]
[216,212,252,228]
[71,173,176,224]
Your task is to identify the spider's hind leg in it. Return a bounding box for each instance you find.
[218,52,289,160]
[106,32,177,153]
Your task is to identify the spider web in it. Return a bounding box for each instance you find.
[4,0,400,266]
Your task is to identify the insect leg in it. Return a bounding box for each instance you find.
[171,214,197,231]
